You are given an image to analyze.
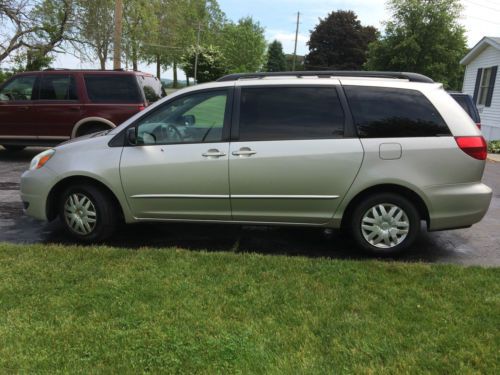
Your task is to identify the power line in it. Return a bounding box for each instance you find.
[464,0,500,13]
[463,14,500,25]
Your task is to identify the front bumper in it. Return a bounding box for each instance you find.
[425,182,492,231]
[20,167,59,221]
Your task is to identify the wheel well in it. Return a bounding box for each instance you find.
[46,176,124,222]
[340,184,430,229]
[74,121,113,137]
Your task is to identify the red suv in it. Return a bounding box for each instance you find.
[0,69,164,151]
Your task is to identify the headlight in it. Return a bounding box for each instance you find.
[29,149,56,170]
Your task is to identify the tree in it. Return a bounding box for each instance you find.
[123,0,156,71]
[365,0,467,90]
[304,10,378,70]
[141,0,226,84]
[266,40,286,72]
[72,0,114,69]
[219,17,266,73]
[181,45,227,83]
[0,0,74,69]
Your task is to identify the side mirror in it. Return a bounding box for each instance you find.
[127,127,137,145]
[181,114,196,126]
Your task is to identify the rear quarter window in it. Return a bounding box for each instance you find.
[344,86,451,138]
[84,74,142,103]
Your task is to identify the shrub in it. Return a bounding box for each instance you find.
[488,140,500,154]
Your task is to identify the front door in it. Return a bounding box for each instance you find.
[229,85,364,224]
[120,88,233,220]
[34,73,81,139]
[0,74,38,138]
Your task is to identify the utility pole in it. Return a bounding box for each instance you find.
[292,11,300,71]
[194,22,202,84]
[113,0,123,70]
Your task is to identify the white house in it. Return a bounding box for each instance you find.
[460,37,500,140]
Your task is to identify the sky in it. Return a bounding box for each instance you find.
[50,0,500,79]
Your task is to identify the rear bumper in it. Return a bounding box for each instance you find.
[425,182,492,231]
[20,167,58,221]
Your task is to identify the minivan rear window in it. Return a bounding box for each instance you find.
[84,74,142,103]
[238,87,345,141]
[344,86,451,138]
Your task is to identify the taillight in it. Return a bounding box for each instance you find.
[138,105,146,111]
[476,123,481,130]
[455,136,487,160]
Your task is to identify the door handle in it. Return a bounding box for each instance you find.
[232,147,257,157]
[202,149,226,158]
[17,106,30,111]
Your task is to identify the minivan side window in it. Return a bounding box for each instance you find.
[39,74,78,100]
[0,75,37,101]
[344,86,451,138]
[136,90,227,145]
[84,74,142,103]
[238,87,345,141]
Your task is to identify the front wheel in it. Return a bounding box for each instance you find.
[350,193,420,255]
[59,184,117,242]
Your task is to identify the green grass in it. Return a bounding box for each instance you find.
[0,243,498,374]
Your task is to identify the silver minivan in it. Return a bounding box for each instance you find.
[20,71,492,254]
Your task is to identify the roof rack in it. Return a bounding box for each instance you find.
[217,71,434,83]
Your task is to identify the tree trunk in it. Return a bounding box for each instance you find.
[113,0,123,69]
[99,54,106,70]
[173,59,178,88]
[132,44,138,71]
[156,54,161,79]
[186,76,190,86]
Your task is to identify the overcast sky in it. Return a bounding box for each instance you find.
[51,0,500,78]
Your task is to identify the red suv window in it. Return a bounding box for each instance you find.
[84,74,142,103]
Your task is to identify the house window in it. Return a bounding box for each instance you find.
[478,67,492,105]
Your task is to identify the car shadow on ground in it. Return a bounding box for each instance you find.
[35,217,459,263]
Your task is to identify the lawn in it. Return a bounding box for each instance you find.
[0,243,498,374]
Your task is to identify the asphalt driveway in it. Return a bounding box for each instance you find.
[1,147,499,266]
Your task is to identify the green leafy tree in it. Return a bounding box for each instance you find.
[220,17,266,73]
[181,45,228,83]
[0,0,74,70]
[266,40,286,72]
[365,0,467,90]
[142,0,226,85]
[72,0,114,69]
[305,10,378,70]
[123,0,157,71]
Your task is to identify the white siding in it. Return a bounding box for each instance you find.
[462,45,500,140]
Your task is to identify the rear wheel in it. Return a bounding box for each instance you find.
[2,145,25,152]
[350,193,420,255]
[59,183,117,242]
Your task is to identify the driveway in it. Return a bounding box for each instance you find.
[1,147,499,266]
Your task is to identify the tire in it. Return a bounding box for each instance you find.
[2,145,25,152]
[59,183,117,242]
[76,123,110,137]
[349,193,420,255]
